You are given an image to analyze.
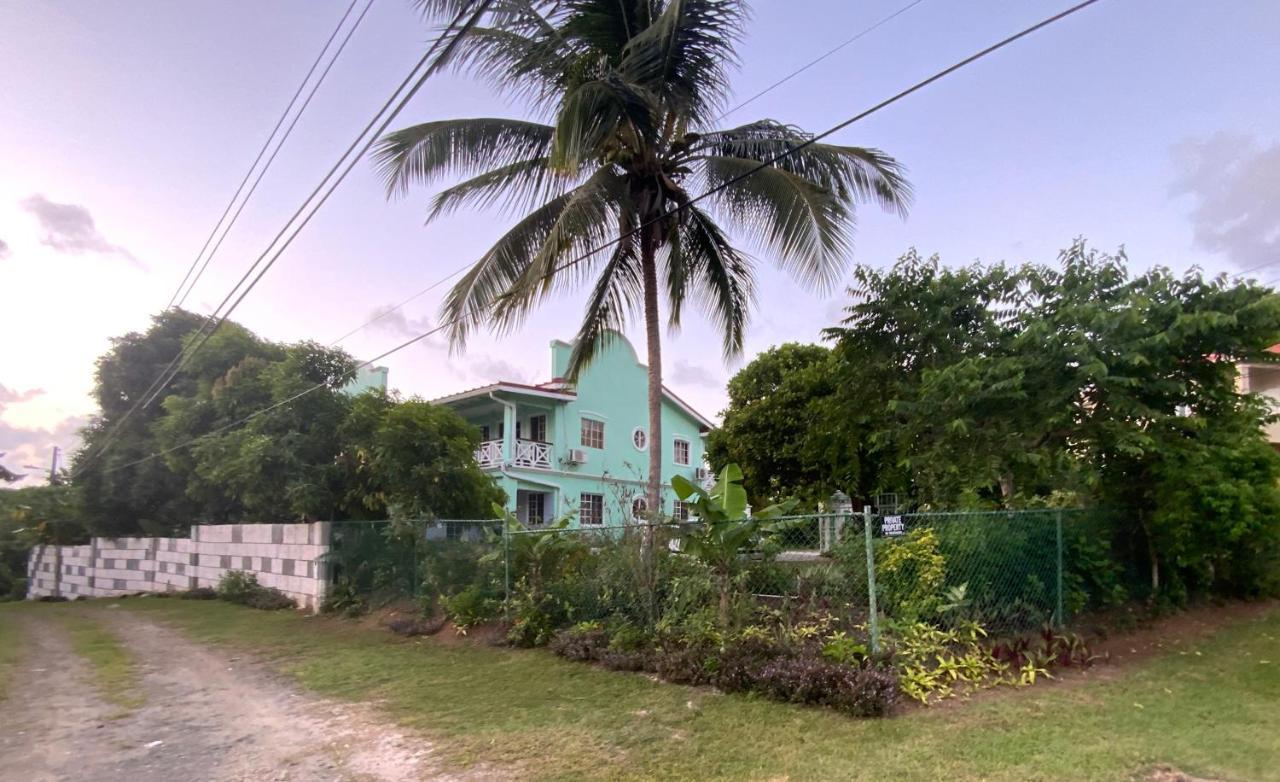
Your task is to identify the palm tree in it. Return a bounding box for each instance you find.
[377,0,911,513]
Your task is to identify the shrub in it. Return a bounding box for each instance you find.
[388,615,446,637]
[36,594,69,603]
[753,657,899,717]
[245,587,295,611]
[548,623,609,662]
[179,586,218,600]
[440,584,501,630]
[217,571,261,605]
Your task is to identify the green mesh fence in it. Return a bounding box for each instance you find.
[326,519,502,611]
[325,508,1140,648]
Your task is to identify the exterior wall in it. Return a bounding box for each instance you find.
[25,522,331,611]
[1239,362,1280,446]
[452,332,710,525]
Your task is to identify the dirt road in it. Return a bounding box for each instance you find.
[0,608,481,782]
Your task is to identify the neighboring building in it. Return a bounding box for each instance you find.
[434,332,712,526]
[344,365,389,396]
[1237,346,1280,448]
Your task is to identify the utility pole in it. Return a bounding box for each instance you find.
[48,446,60,484]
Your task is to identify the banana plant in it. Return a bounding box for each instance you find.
[671,464,797,627]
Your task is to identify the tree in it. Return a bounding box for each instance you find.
[0,484,83,599]
[377,0,910,511]
[706,343,842,509]
[338,393,504,519]
[824,241,1280,596]
[74,315,504,531]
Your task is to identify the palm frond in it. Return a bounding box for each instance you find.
[441,168,629,346]
[667,206,755,357]
[619,0,743,125]
[374,118,556,197]
[566,229,644,379]
[550,75,657,170]
[427,156,579,221]
[701,154,852,291]
[693,120,912,217]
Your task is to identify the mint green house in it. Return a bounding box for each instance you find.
[434,332,712,527]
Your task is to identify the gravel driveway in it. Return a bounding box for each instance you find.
[0,608,481,782]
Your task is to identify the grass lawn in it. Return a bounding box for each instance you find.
[82,598,1280,781]
[53,606,145,715]
[0,608,23,702]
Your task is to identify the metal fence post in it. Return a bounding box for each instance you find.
[1055,509,1065,627]
[503,522,512,620]
[863,505,880,654]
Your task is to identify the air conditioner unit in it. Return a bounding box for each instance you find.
[695,467,713,482]
[567,448,588,464]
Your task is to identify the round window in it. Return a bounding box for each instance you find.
[632,427,648,451]
[632,497,648,518]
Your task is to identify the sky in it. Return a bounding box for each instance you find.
[2,0,1279,483]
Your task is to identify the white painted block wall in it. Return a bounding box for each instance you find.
[26,522,331,611]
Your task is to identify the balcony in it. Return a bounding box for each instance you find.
[474,438,552,470]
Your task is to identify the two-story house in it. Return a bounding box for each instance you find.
[434,331,712,526]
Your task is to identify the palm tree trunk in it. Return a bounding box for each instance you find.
[640,232,663,515]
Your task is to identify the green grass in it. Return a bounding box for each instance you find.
[55,608,145,715]
[107,599,1280,781]
[0,608,24,702]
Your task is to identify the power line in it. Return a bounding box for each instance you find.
[718,0,928,123]
[132,3,487,412]
[322,0,928,351]
[75,0,374,476]
[167,0,370,310]
[76,2,487,478]
[95,0,1108,477]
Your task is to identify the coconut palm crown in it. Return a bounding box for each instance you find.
[376,0,911,510]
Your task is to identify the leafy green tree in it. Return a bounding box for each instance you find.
[824,240,1280,596]
[0,485,84,599]
[377,0,910,511]
[338,394,504,519]
[706,343,841,509]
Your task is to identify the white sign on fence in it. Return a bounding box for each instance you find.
[881,515,906,537]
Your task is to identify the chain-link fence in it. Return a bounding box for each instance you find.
[325,508,1143,648]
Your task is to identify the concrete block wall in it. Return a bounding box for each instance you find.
[26,522,331,611]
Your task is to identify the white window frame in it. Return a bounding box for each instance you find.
[581,417,605,449]
[631,496,648,520]
[579,492,604,526]
[672,499,691,523]
[631,427,648,451]
[673,437,691,466]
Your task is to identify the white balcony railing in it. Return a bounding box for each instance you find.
[475,439,503,468]
[514,438,552,469]
[474,438,552,470]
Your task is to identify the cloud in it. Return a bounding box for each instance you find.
[1170,133,1280,271]
[0,238,9,259]
[468,355,531,384]
[360,304,444,350]
[0,414,87,484]
[19,194,144,269]
[0,384,45,406]
[670,360,723,390]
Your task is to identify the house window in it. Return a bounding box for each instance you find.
[673,438,690,466]
[672,500,691,522]
[529,414,547,442]
[522,491,546,526]
[632,497,648,520]
[632,427,648,451]
[480,425,491,441]
[579,493,604,526]
[581,418,605,449]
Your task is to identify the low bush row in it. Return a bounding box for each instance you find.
[548,620,900,718]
